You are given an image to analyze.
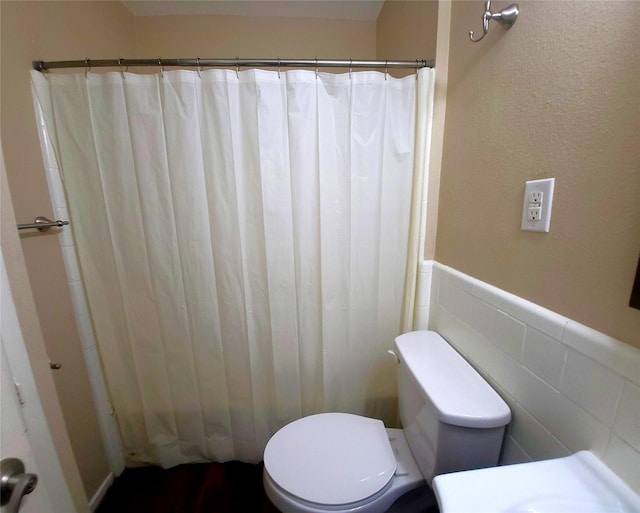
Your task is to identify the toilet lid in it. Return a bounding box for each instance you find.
[264,413,396,506]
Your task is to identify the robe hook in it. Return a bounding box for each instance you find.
[469,0,519,43]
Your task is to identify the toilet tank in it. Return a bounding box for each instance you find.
[395,331,511,481]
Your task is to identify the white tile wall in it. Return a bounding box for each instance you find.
[419,261,640,493]
[415,260,433,329]
[522,328,567,389]
[614,382,640,452]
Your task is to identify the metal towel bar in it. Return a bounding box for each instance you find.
[17,216,69,232]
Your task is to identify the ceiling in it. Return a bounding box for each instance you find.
[121,1,385,21]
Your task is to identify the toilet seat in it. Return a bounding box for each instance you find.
[264,413,396,506]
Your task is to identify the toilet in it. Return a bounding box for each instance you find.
[263,330,511,513]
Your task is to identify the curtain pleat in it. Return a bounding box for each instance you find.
[31,68,431,466]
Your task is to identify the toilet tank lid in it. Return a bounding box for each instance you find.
[395,331,511,429]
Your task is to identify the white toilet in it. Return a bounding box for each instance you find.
[263,330,512,513]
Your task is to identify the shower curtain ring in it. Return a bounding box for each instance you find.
[385,59,388,80]
[118,58,127,79]
[85,58,91,78]
[416,59,419,81]
[158,57,164,78]
[236,57,240,78]
[349,58,352,79]
[196,57,202,77]
[277,57,281,79]
[315,58,318,79]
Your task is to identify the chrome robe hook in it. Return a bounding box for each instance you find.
[469,0,519,42]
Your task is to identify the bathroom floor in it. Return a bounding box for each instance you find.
[96,461,280,513]
[96,460,441,513]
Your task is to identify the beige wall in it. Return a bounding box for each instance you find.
[436,1,640,347]
[134,15,375,60]
[376,0,438,77]
[0,0,135,500]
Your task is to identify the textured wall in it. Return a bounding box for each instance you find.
[376,0,438,77]
[436,1,640,346]
[134,15,375,60]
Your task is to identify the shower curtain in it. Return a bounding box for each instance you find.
[31,67,434,467]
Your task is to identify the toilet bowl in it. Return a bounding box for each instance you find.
[263,414,425,513]
[263,331,511,513]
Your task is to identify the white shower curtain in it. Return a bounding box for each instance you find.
[31,68,433,466]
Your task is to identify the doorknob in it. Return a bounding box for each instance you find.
[1,458,38,513]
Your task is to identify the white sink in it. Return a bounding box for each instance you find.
[433,451,640,513]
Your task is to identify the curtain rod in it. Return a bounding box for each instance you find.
[32,57,433,72]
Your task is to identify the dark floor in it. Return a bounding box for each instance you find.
[96,461,280,513]
[96,461,440,513]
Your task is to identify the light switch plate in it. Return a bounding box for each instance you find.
[521,178,555,232]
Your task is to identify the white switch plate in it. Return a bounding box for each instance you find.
[521,178,555,232]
